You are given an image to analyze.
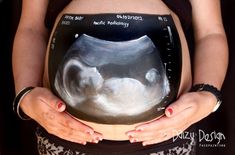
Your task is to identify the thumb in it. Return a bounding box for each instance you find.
[165,95,193,118]
[42,89,66,112]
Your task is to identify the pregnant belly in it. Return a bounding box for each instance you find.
[46,13,182,139]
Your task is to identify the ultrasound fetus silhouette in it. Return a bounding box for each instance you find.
[54,34,170,124]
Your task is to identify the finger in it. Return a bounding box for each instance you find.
[128,124,188,144]
[133,105,192,133]
[62,113,103,141]
[133,116,169,132]
[141,127,178,146]
[141,131,171,146]
[126,117,170,142]
[57,126,97,143]
[127,106,194,143]
[165,94,194,117]
[140,112,193,146]
[59,127,102,144]
[37,103,102,143]
[127,125,176,143]
[62,112,96,134]
[60,133,101,145]
[42,112,101,143]
[127,130,155,143]
[142,123,190,146]
[42,120,93,144]
[56,132,87,145]
[39,88,66,112]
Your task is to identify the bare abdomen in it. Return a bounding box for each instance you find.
[44,0,192,140]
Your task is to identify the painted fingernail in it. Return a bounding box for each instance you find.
[135,128,143,131]
[57,101,64,109]
[167,108,173,116]
[136,128,143,131]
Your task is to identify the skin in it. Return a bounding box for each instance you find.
[12,0,228,146]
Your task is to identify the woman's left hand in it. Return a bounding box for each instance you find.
[126,91,217,146]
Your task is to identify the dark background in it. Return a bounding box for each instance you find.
[0,0,234,154]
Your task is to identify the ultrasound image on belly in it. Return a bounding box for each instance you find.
[54,34,170,124]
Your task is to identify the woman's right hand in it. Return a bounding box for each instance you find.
[19,87,103,145]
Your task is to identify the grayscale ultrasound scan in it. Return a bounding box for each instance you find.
[48,14,182,124]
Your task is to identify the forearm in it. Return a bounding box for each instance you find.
[12,28,48,93]
[193,33,228,89]
[190,0,228,89]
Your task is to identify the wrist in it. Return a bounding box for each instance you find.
[190,84,222,112]
[13,86,35,120]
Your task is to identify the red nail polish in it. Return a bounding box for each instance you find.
[57,101,63,109]
[136,128,143,132]
[167,108,173,116]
